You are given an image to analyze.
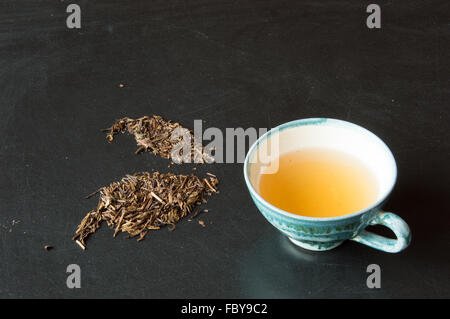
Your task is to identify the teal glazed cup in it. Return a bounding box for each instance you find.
[244,118,411,253]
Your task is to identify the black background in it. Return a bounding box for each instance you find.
[0,0,449,298]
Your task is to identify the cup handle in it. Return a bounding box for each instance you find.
[350,211,411,253]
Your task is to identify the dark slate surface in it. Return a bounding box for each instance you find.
[0,0,449,298]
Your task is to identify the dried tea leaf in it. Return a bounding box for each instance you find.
[103,115,214,164]
[73,172,219,249]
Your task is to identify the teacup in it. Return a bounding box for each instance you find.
[244,118,411,253]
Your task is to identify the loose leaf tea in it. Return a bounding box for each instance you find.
[73,172,219,249]
[103,115,213,164]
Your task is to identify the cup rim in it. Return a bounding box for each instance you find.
[243,118,398,222]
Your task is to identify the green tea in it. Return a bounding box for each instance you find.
[259,148,379,218]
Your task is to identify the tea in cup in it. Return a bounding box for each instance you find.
[244,118,411,253]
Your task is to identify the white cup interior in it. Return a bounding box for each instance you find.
[247,119,397,204]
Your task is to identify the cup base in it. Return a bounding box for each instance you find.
[288,237,344,251]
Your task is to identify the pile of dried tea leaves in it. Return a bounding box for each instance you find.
[104,115,213,163]
[73,172,219,249]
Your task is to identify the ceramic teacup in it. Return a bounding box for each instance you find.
[244,118,411,253]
